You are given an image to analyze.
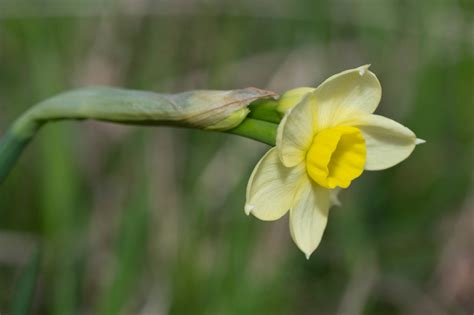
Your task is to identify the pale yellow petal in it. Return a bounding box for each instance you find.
[246,148,306,221]
[276,93,316,167]
[314,65,382,130]
[289,181,330,259]
[276,87,316,114]
[349,114,418,170]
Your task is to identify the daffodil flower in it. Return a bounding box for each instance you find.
[245,65,424,259]
[0,64,423,260]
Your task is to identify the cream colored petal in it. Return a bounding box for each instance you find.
[276,87,316,114]
[276,93,316,167]
[349,114,418,170]
[314,65,382,130]
[289,180,330,259]
[246,147,306,221]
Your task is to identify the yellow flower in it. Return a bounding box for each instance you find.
[245,65,424,259]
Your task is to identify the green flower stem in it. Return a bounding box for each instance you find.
[226,118,277,146]
[0,131,32,183]
[0,117,277,184]
[0,87,279,184]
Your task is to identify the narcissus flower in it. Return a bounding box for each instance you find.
[245,65,424,258]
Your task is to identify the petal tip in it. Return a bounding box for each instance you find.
[244,204,255,215]
[330,190,342,207]
[416,138,426,145]
[358,64,371,76]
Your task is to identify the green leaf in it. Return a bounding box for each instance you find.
[10,249,41,315]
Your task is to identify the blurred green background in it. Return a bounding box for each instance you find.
[0,0,473,314]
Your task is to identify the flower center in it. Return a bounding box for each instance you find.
[306,126,366,189]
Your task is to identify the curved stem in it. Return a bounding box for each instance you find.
[0,132,31,183]
[0,87,280,184]
[0,117,277,184]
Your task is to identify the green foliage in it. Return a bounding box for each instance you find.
[10,250,40,315]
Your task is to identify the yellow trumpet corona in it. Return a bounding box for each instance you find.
[306,126,366,189]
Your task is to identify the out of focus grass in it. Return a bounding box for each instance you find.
[0,0,473,314]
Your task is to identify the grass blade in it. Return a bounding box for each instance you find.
[10,249,41,315]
